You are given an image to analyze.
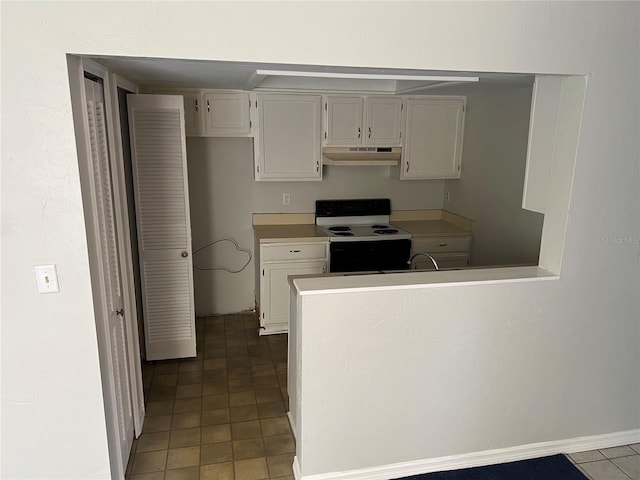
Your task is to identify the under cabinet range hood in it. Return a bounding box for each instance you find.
[321,147,402,166]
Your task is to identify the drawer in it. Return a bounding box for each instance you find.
[411,236,471,254]
[261,242,327,262]
[412,253,469,270]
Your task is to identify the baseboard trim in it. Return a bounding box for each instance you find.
[287,411,297,440]
[293,429,640,480]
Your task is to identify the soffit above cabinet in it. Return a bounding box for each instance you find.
[90,55,534,95]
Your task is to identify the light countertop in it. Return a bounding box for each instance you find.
[253,210,472,243]
[290,266,557,295]
[391,219,471,237]
[253,224,328,243]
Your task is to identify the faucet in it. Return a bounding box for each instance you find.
[409,252,440,271]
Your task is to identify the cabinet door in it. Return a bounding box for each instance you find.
[325,96,363,146]
[179,92,202,137]
[365,97,403,146]
[411,236,472,255]
[261,261,326,334]
[402,98,465,179]
[255,94,322,181]
[202,92,251,136]
[412,253,469,270]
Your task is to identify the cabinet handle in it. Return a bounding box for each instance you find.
[439,244,448,247]
[316,161,320,173]
[289,250,301,253]
[406,162,409,172]
[357,127,361,139]
[207,100,211,112]
[368,126,372,138]
[194,98,198,112]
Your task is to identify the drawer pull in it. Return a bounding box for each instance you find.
[290,249,301,253]
[439,243,448,247]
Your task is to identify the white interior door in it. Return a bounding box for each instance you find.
[84,76,134,475]
[127,94,196,361]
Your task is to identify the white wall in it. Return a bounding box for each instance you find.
[1,2,638,479]
[295,275,639,476]
[187,137,443,315]
[445,87,545,266]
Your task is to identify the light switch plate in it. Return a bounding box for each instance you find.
[35,264,60,293]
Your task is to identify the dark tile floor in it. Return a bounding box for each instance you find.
[125,312,640,480]
[125,313,294,480]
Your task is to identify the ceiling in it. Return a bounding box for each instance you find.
[92,55,535,95]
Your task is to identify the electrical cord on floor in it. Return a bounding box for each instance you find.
[192,238,252,273]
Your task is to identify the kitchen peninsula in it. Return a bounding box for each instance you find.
[253,209,473,334]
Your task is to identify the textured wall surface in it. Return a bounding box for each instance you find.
[1,2,638,478]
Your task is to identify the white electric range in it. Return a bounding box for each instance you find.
[315,199,412,272]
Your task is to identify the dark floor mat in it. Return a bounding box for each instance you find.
[394,454,587,480]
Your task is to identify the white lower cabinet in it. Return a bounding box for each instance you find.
[410,236,472,270]
[257,242,328,334]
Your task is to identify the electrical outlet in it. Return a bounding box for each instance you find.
[35,264,60,293]
[283,193,291,206]
[445,190,451,203]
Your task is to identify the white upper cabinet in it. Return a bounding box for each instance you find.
[254,94,322,181]
[180,91,203,136]
[202,92,251,136]
[152,90,250,137]
[154,91,202,136]
[324,95,403,146]
[364,96,403,146]
[324,96,364,145]
[395,97,466,180]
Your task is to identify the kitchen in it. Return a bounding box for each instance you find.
[104,57,545,322]
[81,56,561,477]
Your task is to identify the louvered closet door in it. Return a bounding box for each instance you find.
[127,95,196,361]
[85,77,134,474]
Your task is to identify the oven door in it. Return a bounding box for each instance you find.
[329,239,411,273]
